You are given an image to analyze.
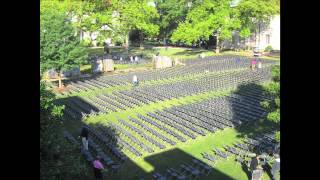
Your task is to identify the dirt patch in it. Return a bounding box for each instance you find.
[52,85,69,94]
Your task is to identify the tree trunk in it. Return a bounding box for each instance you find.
[89,32,93,46]
[58,72,63,89]
[215,34,220,53]
[124,33,129,53]
[139,32,144,49]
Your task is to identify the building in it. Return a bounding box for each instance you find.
[245,15,280,51]
[221,15,280,51]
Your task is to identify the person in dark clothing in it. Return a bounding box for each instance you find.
[250,154,260,175]
[93,156,105,180]
[80,126,89,151]
[104,42,110,55]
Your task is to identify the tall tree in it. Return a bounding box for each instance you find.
[171,0,241,53]
[155,0,190,44]
[71,0,114,45]
[40,4,88,88]
[110,0,160,49]
[235,0,280,41]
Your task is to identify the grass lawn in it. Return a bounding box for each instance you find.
[85,46,279,63]
[62,52,279,179]
[62,81,277,179]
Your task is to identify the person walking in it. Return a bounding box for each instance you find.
[251,58,257,70]
[80,126,89,151]
[93,155,105,180]
[249,154,260,179]
[271,154,280,180]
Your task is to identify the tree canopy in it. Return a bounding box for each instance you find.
[40,2,88,86]
[155,0,189,42]
[235,0,280,38]
[171,0,241,52]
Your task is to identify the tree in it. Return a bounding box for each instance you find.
[71,0,114,45]
[110,0,160,49]
[171,0,241,53]
[40,5,88,88]
[40,82,87,180]
[235,0,280,41]
[155,0,190,44]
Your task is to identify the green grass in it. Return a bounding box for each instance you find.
[84,87,233,125]
[114,62,153,71]
[61,61,279,179]
[156,47,217,60]
[57,84,131,98]
[83,47,279,74]
[86,46,280,62]
[58,67,253,98]
[80,64,92,74]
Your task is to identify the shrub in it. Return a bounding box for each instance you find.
[271,65,280,82]
[264,45,273,52]
[80,39,92,47]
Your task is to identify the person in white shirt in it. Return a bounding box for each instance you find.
[132,75,138,86]
[257,59,262,69]
[134,56,139,64]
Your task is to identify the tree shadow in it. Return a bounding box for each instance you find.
[59,94,236,180]
[55,96,101,121]
[173,49,209,56]
[101,147,235,180]
[240,162,251,180]
[229,83,279,154]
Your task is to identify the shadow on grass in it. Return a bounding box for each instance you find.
[228,83,280,154]
[102,147,234,180]
[58,95,236,180]
[173,49,209,56]
[229,83,279,154]
[241,162,251,180]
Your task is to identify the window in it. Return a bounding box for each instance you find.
[266,34,270,44]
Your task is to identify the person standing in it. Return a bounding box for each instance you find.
[251,58,257,70]
[93,156,105,180]
[104,42,109,55]
[80,126,89,151]
[130,56,134,63]
[134,56,139,64]
[271,154,280,180]
[250,154,260,179]
[257,59,262,69]
[132,75,138,86]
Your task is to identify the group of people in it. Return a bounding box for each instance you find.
[248,153,280,180]
[129,56,139,64]
[80,126,106,180]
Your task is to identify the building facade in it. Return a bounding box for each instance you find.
[222,15,280,51]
